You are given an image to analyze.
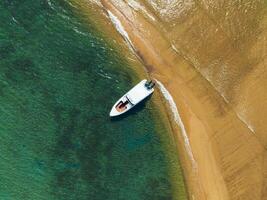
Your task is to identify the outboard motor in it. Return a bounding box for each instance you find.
[145,80,155,90]
[148,82,155,89]
[145,80,152,88]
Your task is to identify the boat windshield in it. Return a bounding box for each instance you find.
[125,95,134,105]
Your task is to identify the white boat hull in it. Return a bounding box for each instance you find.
[109,79,154,117]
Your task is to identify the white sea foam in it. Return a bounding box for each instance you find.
[11,17,18,24]
[247,124,255,133]
[106,6,197,169]
[73,27,87,36]
[237,113,255,134]
[156,80,197,169]
[147,0,195,22]
[47,0,52,6]
[90,0,103,7]
[127,0,156,21]
[107,10,135,52]
[171,43,179,53]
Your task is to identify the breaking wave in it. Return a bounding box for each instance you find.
[156,80,197,169]
[106,10,135,52]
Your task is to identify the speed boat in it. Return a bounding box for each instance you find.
[109,79,155,117]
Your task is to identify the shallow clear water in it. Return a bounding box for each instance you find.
[0,0,186,199]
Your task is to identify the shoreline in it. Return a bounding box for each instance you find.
[98,0,230,199]
[75,1,267,199]
[70,0,189,199]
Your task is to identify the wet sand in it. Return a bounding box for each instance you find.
[70,1,188,199]
[98,1,230,199]
[78,0,266,199]
[89,0,267,200]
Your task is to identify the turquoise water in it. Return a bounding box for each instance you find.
[0,0,186,199]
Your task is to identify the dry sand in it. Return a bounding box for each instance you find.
[77,0,267,199]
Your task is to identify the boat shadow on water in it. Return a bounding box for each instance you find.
[109,94,153,121]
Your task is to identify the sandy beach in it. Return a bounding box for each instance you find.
[98,1,230,199]
[76,0,267,199]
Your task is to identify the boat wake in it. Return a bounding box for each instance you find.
[156,80,197,170]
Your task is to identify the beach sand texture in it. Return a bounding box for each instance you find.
[83,0,266,199]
